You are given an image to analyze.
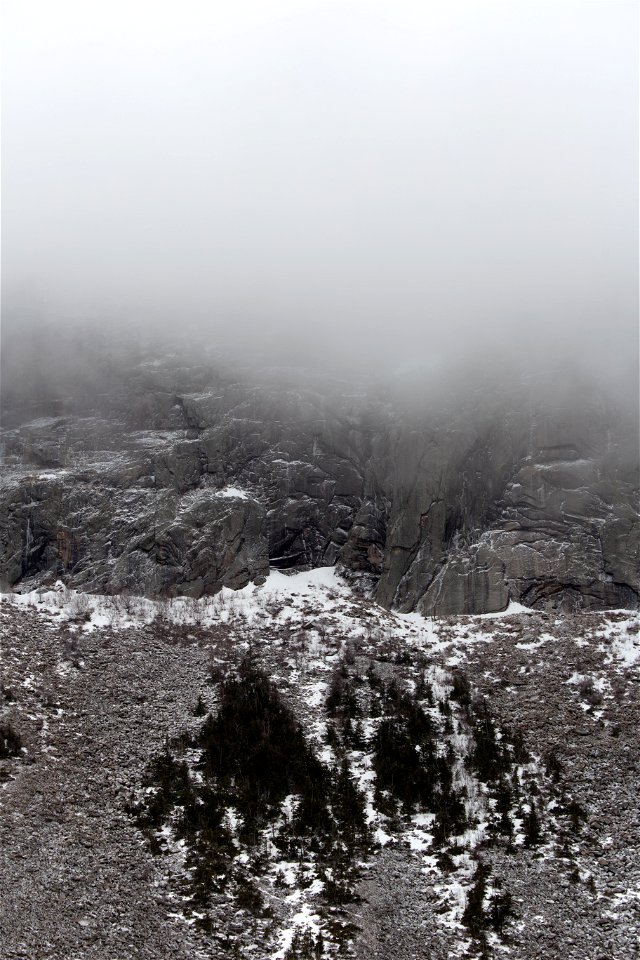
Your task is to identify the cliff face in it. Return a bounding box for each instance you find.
[1,350,638,612]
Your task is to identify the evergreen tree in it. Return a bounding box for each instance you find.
[332,758,369,852]
[462,861,491,937]
[469,700,508,783]
[0,722,22,759]
[489,890,513,933]
[523,799,541,847]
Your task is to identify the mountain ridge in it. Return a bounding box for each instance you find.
[1,340,638,614]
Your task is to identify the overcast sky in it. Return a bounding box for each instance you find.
[2,0,638,375]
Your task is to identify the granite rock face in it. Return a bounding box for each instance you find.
[1,348,638,613]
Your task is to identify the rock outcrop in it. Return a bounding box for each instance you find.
[1,347,637,613]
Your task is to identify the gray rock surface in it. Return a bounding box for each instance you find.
[1,346,637,613]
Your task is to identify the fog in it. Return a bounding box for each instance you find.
[1,1,638,391]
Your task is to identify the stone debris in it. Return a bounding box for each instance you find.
[0,592,638,959]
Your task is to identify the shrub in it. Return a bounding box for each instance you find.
[67,592,92,622]
[193,694,207,717]
[0,722,22,759]
[450,671,472,709]
[544,749,563,783]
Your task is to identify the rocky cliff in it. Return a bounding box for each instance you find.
[1,342,638,612]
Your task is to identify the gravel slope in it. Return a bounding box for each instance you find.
[1,585,638,960]
[0,603,210,960]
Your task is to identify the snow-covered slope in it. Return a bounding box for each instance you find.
[1,571,638,959]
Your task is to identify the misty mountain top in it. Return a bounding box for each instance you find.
[2,318,638,428]
[2,1,637,404]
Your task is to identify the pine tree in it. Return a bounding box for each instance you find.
[462,861,491,937]
[523,799,541,847]
[0,722,22,758]
[489,890,513,933]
